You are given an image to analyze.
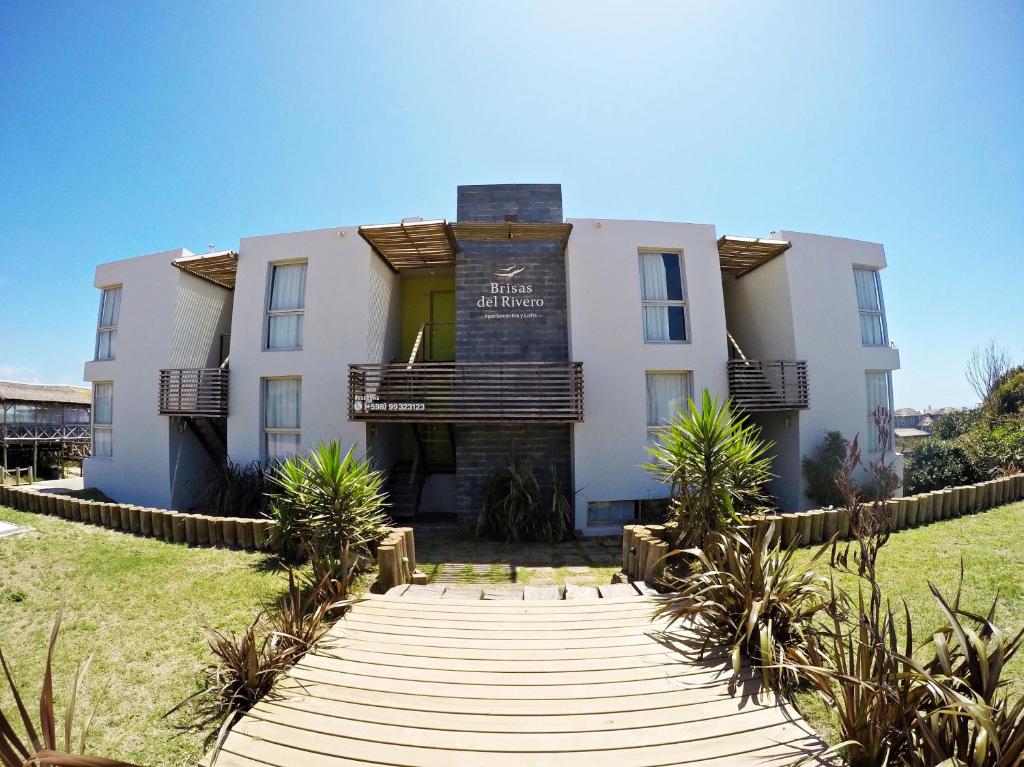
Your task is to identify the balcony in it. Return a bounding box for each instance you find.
[0,424,90,442]
[348,362,584,423]
[158,368,229,418]
[728,359,809,412]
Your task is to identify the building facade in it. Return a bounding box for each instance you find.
[83,184,901,533]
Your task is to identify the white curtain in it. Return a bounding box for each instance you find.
[93,383,113,425]
[264,378,301,460]
[860,314,884,346]
[264,379,301,428]
[853,268,880,311]
[865,372,892,449]
[99,286,121,326]
[97,328,117,360]
[646,372,692,427]
[93,428,112,458]
[270,264,306,310]
[640,253,671,341]
[267,263,306,349]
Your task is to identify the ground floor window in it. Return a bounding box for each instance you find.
[865,371,894,451]
[645,371,693,438]
[587,500,637,526]
[93,382,113,457]
[263,377,301,461]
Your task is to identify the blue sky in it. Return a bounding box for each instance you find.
[1,1,1021,407]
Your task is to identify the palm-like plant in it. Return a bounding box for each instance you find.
[265,441,390,564]
[1,605,140,767]
[644,390,774,548]
[655,522,830,692]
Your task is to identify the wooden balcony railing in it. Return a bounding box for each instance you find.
[728,359,809,412]
[0,424,91,442]
[159,367,229,418]
[349,362,584,422]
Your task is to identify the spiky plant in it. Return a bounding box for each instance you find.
[265,441,390,565]
[644,390,774,549]
[0,605,140,767]
[655,522,830,692]
[477,460,573,543]
[269,569,358,659]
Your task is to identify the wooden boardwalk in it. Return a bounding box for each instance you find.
[211,594,826,766]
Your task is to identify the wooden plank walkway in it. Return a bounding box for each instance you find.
[210,594,827,766]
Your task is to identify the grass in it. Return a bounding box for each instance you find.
[792,499,1024,741]
[0,504,287,766]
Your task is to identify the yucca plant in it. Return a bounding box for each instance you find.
[655,522,830,692]
[477,460,573,543]
[644,390,774,549]
[197,459,268,518]
[1,605,140,767]
[265,441,390,565]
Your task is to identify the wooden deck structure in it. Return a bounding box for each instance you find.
[211,594,825,766]
[0,381,91,478]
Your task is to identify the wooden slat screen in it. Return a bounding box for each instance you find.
[728,359,809,412]
[349,362,584,422]
[158,368,229,418]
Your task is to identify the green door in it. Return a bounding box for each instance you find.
[428,290,455,361]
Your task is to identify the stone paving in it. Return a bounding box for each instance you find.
[414,525,622,588]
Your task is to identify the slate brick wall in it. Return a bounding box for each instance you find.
[453,184,575,526]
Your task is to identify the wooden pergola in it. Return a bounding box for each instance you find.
[172,250,238,289]
[360,220,574,272]
[717,236,791,277]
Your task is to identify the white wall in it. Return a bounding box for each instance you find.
[566,219,730,533]
[227,226,386,466]
[83,250,231,508]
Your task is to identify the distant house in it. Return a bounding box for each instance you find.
[0,380,91,479]
[893,406,967,434]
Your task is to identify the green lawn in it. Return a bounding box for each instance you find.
[0,505,286,766]
[792,500,1024,742]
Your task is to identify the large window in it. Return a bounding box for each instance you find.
[639,251,687,342]
[266,262,307,350]
[95,286,122,360]
[263,377,301,461]
[865,371,893,451]
[854,268,887,346]
[646,371,693,436]
[93,382,113,458]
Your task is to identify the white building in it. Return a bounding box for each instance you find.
[83,184,901,534]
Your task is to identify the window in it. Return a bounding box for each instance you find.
[587,500,638,526]
[865,371,893,451]
[95,286,122,360]
[646,371,693,435]
[263,378,301,460]
[854,268,887,346]
[639,251,687,342]
[266,262,307,350]
[93,382,113,457]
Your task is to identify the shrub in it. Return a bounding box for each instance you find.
[801,430,847,507]
[655,522,829,692]
[966,417,1024,476]
[197,459,268,518]
[265,441,390,565]
[985,366,1024,418]
[477,460,573,543]
[643,390,773,549]
[1,605,140,766]
[931,408,981,440]
[903,438,982,493]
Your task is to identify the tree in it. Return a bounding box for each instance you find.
[965,340,1016,403]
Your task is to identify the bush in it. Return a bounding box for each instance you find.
[655,523,829,692]
[985,366,1024,417]
[965,418,1024,476]
[265,441,390,564]
[643,390,773,549]
[931,408,981,440]
[197,459,268,518]
[477,460,573,543]
[801,430,847,507]
[902,438,982,493]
